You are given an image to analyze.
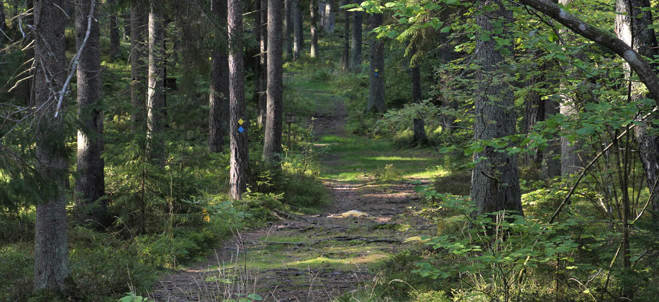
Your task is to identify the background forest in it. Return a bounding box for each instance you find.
[0,0,657,301]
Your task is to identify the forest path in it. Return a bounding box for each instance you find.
[151,73,443,302]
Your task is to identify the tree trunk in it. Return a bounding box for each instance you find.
[366,13,385,113]
[350,1,362,71]
[284,0,293,59]
[209,0,229,153]
[130,0,147,130]
[292,0,302,60]
[523,71,544,169]
[471,0,522,215]
[33,0,71,294]
[557,0,582,177]
[75,0,106,228]
[257,0,267,127]
[0,0,7,34]
[108,0,120,60]
[543,97,561,178]
[147,2,165,165]
[309,0,318,58]
[410,52,427,145]
[341,0,350,71]
[616,3,658,273]
[228,0,247,200]
[322,0,334,33]
[263,0,284,164]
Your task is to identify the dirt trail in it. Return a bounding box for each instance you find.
[151,99,431,302]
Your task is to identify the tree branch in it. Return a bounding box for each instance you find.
[517,0,659,103]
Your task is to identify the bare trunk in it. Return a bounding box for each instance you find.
[350,1,362,71]
[322,0,334,33]
[228,0,248,200]
[309,0,318,58]
[108,0,120,60]
[410,54,427,145]
[209,0,230,153]
[292,0,302,60]
[284,0,293,59]
[263,0,284,164]
[257,0,267,127]
[75,0,106,228]
[0,0,7,33]
[147,2,165,165]
[523,75,544,169]
[33,0,71,293]
[471,0,522,215]
[341,0,350,71]
[130,0,147,130]
[557,0,582,177]
[366,13,385,113]
[544,97,561,178]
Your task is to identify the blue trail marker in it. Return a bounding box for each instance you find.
[238,126,245,133]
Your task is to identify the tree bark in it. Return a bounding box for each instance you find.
[341,0,350,71]
[366,13,385,113]
[518,0,659,103]
[322,0,334,33]
[130,0,147,130]
[147,2,165,165]
[543,96,561,178]
[471,0,522,215]
[309,0,318,58]
[522,72,544,169]
[75,0,107,228]
[263,0,284,164]
[108,0,120,60]
[209,0,230,153]
[615,0,659,221]
[292,0,302,60]
[410,51,427,145]
[555,0,582,177]
[350,0,362,71]
[33,0,72,294]
[284,0,293,59]
[228,0,247,200]
[257,0,267,127]
[0,0,7,34]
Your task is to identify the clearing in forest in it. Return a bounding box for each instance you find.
[151,71,448,302]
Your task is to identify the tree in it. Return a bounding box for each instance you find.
[263,0,284,164]
[350,0,362,71]
[33,0,72,294]
[614,0,659,218]
[471,0,522,215]
[75,0,107,228]
[284,0,293,59]
[341,0,350,71]
[410,47,427,145]
[366,13,385,113]
[228,0,247,200]
[309,0,318,58]
[256,0,267,127]
[0,0,7,34]
[518,0,659,102]
[208,0,229,153]
[146,1,165,165]
[108,0,120,60]
[293,0,303,59]
[557,0,582,177]
[130,0,147,130]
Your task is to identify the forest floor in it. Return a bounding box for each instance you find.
[150,74,445,302]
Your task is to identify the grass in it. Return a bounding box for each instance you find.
[315,135,450,182]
